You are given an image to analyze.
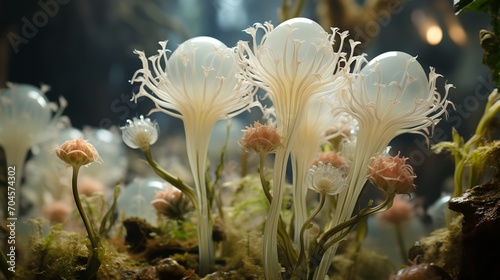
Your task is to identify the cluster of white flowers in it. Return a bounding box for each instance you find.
[122,17,452,279]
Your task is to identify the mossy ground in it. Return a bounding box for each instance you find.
[2,174,463,279]
[409,215,462,278]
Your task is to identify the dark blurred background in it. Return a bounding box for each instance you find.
[0,0,494,208]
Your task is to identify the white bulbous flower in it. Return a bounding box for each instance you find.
[337,51,453,150]
[336,51,452,199]
[0,83,66,154]
[315,52,454,279]
[131,36,259,276]
[291,99,339,162]
[333,51,452,202]
[116,177,166,226]
[120,115,159,151]
[238,18,361,279]
[238,17,358,141]
[131,37,257,124]
[0,83,66,196]
[307,161,348,196]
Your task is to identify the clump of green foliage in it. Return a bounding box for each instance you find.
[455,0,500,86]
[17,222,135,280]
[408,216,463,278]
[433,0,500,227]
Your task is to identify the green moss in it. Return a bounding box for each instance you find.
[217,227,263,275]
[409,215,463,278]
[469,140,500,172]
[156,218,197,241]
[329,238,395,280]
[169,252,199,272]
[230,174,270,231]
[16,222,149,280]
[19,225,88,279]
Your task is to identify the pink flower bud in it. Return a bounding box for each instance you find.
[151,184,193,219]
[239,121,282,155]
[56,137,100,168]
[368,152,416,195]
[78,176,105,196]
[44,201,72,224]
[312,151,347,169]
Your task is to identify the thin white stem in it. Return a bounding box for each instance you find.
[263,147,289,279]
[184,121,214,276]
[291,157,309,246]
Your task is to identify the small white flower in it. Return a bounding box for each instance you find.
[120,115,159,151]
[307,161,347,196]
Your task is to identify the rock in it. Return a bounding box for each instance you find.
[392,263,453,280]
[121,266,158,279]
[156,258,199,280]
[123,217,158,254]
[448,175,500,280]
[121,258,200,280]
[201,270,241,279]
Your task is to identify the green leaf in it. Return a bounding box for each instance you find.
[432,141,463,157]
[99,184,120,237]
[454,0,489,14]
[356,216,368,243]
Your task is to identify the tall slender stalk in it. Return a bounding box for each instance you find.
[143,148,197,208]
[258,153,298,275]
[291,157,309,246]
[184,124,214,276]
[293,194,326,278]
[71,165,101,279]
[258,154,273,203]
[310,193,395,279]
[262,148,289,279]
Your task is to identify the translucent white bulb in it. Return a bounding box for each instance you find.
[166,36,238,106]
[262,17,333,77]
[0,84,53,142]
[116,178,166,226]
[358,51,429,114]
